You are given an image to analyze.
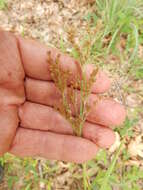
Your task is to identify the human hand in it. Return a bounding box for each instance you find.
[0,30,126,163]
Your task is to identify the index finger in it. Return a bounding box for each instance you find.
[17,36,110,93]
[17,36,81,82]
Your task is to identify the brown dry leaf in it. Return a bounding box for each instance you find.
[125,159,143,166]
[126,94,142,108]
[109,132,121,153]
[128,134,143,158]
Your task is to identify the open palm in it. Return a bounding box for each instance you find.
[0,30,126,163]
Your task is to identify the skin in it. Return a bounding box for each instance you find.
[0,30,126,163]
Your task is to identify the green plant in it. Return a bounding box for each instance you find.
[88,117,143,190]
[84,0,143,61]
[47,28,99,190]
[54,7,143,188]
[0,0,7,10]
[129,57,143,79]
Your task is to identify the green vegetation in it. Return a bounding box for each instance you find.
[0,0,7,10]
[83,0,143,77]
[0,0,143,189]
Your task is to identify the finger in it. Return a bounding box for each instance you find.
[17,36,110,93]
[9,128,99,163]
[83,122,115,148]
[19,102,73,135]
[17,36,81,82]
[84,64,111,93]
[88,98,126,127]
[19,102,115,148]
[25,78,126,127]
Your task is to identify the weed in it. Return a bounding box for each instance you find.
[47,27,99,190]
[129,57,143,80]
[47,50,98,136]
[84,0,143,62]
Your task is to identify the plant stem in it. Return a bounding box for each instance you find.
[99,141,124,190]
[79,79,84,136]
[82,163,90,190]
